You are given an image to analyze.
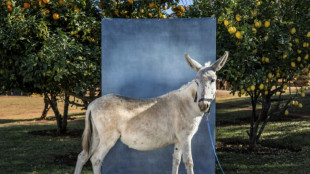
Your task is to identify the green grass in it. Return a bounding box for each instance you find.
[215,91,310,174]
[0,92,310,173]
[0,119,92,174]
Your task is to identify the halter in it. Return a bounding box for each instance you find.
[194,92,214,113]
[194,92,214,103]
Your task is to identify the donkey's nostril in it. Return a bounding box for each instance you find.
[198,101,210,112]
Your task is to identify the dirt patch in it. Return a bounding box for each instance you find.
[217,141,301,155]
[28,129,83,138]
[54,152,91,167]
[216,90,234,98]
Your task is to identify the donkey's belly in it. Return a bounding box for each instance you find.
[120,127,175,151]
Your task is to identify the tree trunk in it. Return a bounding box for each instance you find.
[61,92,70,134]
[40,92,50,120]
[249,95,258,150]
[47,92,64,135]
[249,94,272,150]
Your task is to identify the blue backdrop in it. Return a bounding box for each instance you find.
[101,18,216,174]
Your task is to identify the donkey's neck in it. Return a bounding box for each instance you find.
[171,80,203,116]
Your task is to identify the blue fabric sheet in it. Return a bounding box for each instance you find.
[101,18,216,174]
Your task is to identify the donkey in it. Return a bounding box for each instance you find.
[74,51,229,174]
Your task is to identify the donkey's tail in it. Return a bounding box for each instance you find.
[82,107,92,155]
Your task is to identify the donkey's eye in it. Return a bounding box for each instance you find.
[211,79,215,83]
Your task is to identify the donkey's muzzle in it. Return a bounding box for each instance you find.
[198,101,210,112]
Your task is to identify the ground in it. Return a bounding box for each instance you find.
[0,91,309,173]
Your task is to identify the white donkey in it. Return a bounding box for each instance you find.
[74,51,229,174]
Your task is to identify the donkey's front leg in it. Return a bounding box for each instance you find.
[181,140,194,174]
[172,142,182,174]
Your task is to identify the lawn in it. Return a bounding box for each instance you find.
[0,91,309,173]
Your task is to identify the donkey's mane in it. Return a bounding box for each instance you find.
[178,80,195,91]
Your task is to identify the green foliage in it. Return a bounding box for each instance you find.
[186,0,310,148]
[0,0,101,96]
[188,0,309,97]
[99,0,180,18]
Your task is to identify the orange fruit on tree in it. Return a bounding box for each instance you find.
[128,0,133,5]
[98,2,102,9]
[163,6,167,10]
[235,31,243,39]
[149,3,155,9]
[178,5,185,12]
[59,0,65,5]
[114,9,119,16]
[250,85,255,91]
[176,12,182,17]
[297,56,301,62]
[264,21,270,28]
[235,14,241,21]
[43,9,50,15]
[290,28,296,34]
[284,110,289,116]
[43,0,50,4]
[295,38,299,43]
[224,20,229,26]
[228,27,236,34]
[23,3,30,9]
[256,1,261,6]
[53,13,60,20]
[267,73,273,79]
[7,5,13,12]
[39,0,46,8]
[70,3,74,8]
[171,7,177,12]
[6,1,11,6]
[254,20,262,28]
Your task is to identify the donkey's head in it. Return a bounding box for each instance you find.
[185,51,229,112]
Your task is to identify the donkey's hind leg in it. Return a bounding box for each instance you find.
[74,150,90,174]
[90,130,120,174]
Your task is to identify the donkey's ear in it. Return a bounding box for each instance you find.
[211,51,229,71]
[185,53,202,72]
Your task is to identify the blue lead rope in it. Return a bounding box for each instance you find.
[205,113,225,174]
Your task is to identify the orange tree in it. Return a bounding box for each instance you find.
[186,0,309,150]
[0,0,101,134]
[0,0,183,133]
[98,0,180,18]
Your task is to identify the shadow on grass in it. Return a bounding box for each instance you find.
[0,122,85,173]
[216,109,252,126]
[0,112,85,124]
[217,97,252,109]
[0,118,37,124]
